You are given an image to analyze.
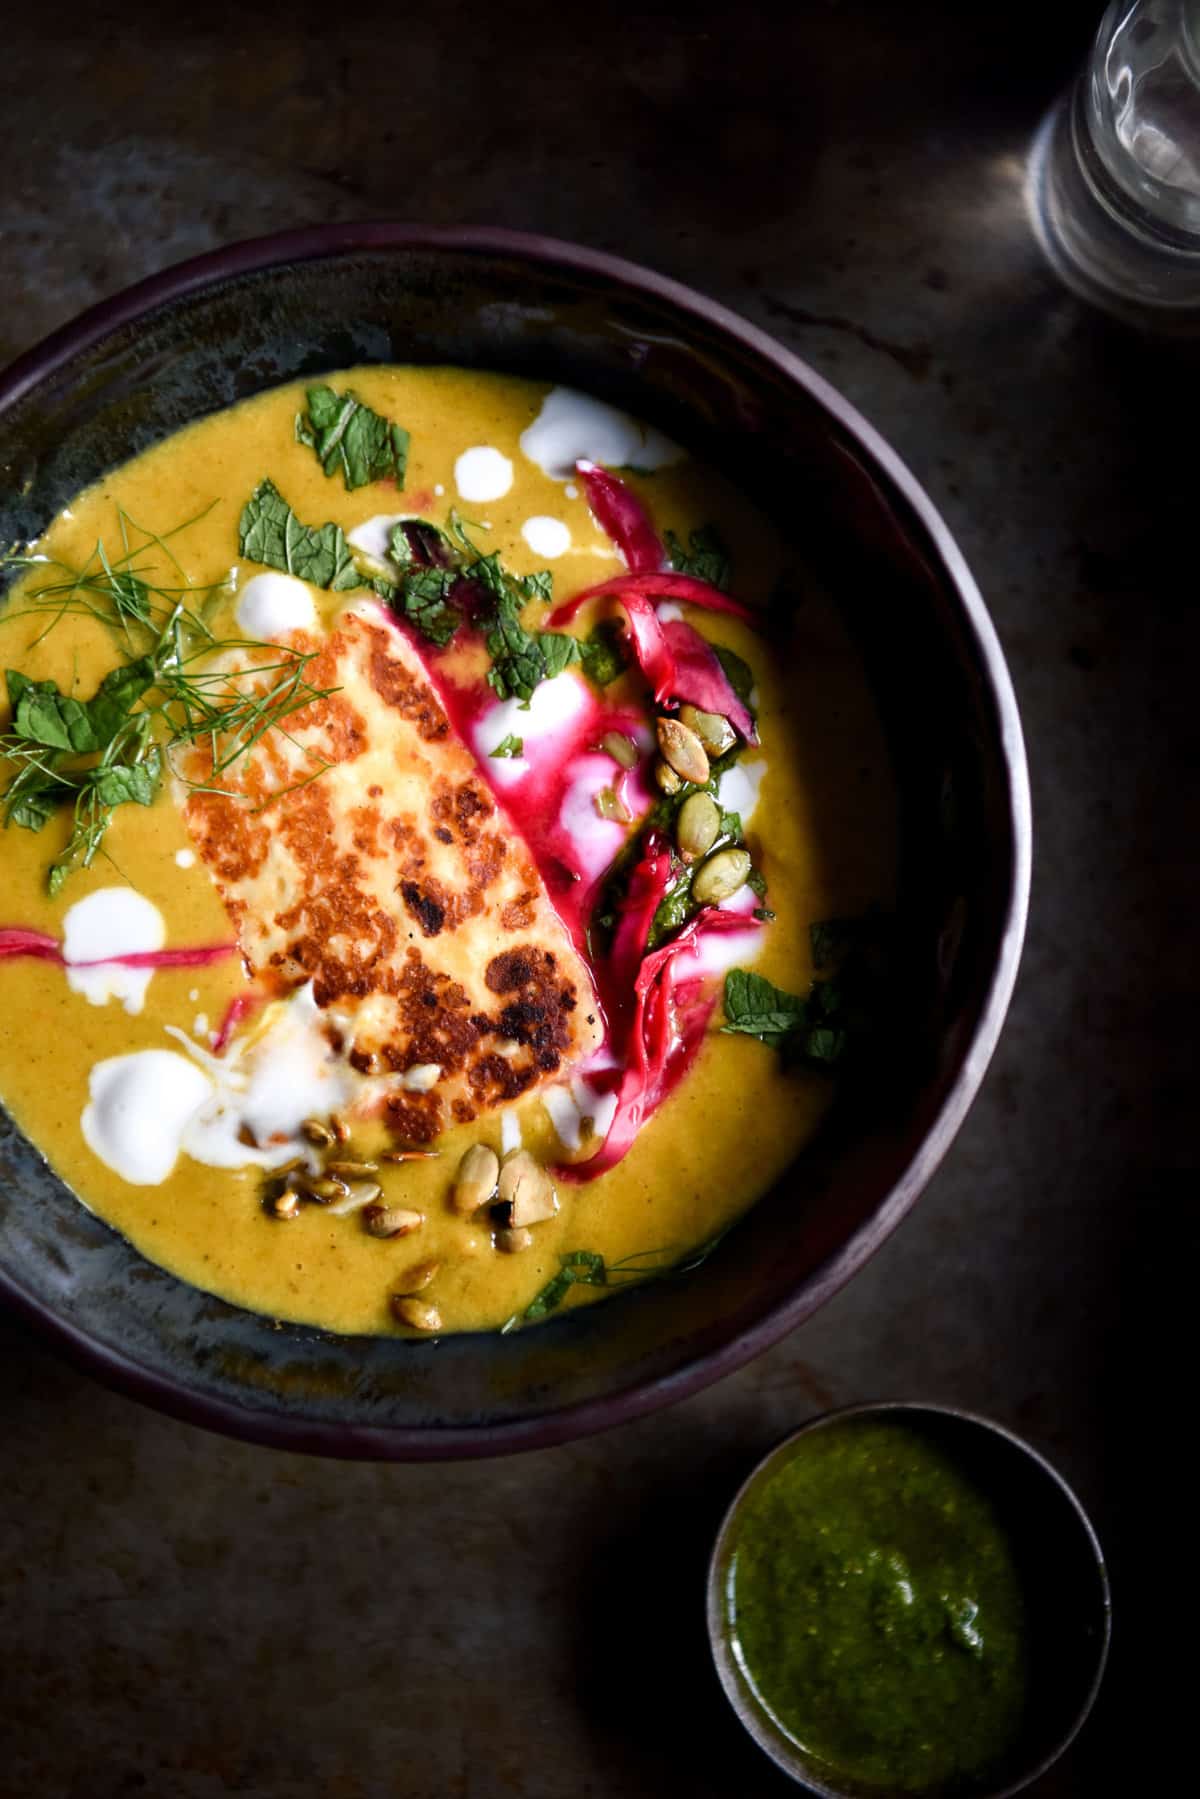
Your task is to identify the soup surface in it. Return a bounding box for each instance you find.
[0,367,896,1335]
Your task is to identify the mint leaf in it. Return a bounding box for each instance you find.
[5,769,72,831]
[491,734,524,759]
[579,622,627,688]
[296,386,409,491]
[89,756,160,808]
[665,524,731,589]
[395,568,462,647]
[5,657,154,755]
[520,569,554,604]
[721,969,812,1050]
[722,967,853,1066]
[540,632,582,681]
[388,519,453,571]
[239,478,359,591]
[485,590,549,703]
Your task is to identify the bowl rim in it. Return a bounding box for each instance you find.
[0,224,1032,1459]
[705,1400,1112,1797]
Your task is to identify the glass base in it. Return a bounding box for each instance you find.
[1026,84,1200,330]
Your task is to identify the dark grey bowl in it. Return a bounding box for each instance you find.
[0,226,1030,1458]
[707,1403,1111,1796]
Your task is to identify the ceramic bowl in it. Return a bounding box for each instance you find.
[0,227,1030,1457]
[707,1402,1111,1796]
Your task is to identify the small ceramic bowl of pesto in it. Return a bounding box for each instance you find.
[707,1402,1111,1798]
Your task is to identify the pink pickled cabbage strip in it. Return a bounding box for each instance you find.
[575,460,664,575]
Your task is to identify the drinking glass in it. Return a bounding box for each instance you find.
[1028,0,1200,322]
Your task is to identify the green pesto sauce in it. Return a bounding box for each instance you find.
[727,1420,1027,1794]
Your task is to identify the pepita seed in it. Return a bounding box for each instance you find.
[329,1114,350,1143]
[692,846,752,906]
[363,1203,423,1238]
[654,758,683,795]
[392,1295,442,1332]
[497,1150,557,1227]
[301,1117,334,1146]
[496,1226,534,1255]
[656,716,710,785]
[676,791,721,862]
[397,1258,440,1292]
[679,703,736,756]
[594,786,632,824]
[302,1175,351,1205]
[270,1189,302,1220]
[325,1159,379,1179]
[601,730,638,769]
[452,1143,500,1216]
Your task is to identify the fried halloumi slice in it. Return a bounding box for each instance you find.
[181,605,603,1142]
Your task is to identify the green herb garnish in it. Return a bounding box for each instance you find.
[378,564,462,648]
[490,734,524,759]
[501,1232,731,1332]
[578,621,628,688]
[239,478,360,591]
[295,386,409,491]
[721,968,853,1066]
[3,513,335,890]
[664,524,731,589]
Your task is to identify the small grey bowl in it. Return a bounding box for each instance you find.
[706,1402,1111,1798]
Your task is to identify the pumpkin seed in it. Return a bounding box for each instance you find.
[397,1257,440,1292]
[452,1143,500,1215]
[692,846,752,906]
[594,786,632,824]
[269,1189,302,1220]
[654,758,683,795]
[301,1117,334,1147]
[391,1295,442,1332]
[656,716,710,785]
[601,729,638,769]
[496,1226,534,1254]
[676,791,721,862]
[363,1203,423,1238]
[325,1159,379,1179]
[498,1150,557,1226]
[301,1174,351,1205]
[679,703,736,756]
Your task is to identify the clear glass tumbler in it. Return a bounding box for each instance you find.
[1028,0,1200,322]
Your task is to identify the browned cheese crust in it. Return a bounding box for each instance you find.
[182,607,603,1140]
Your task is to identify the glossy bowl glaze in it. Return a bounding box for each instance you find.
[707,1403,1111,1797]
[0,227,1030,1458]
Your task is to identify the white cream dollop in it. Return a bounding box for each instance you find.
[716,761,766,827]
[455,445,514,503]
[80,984,360,1187]
[519,386,683,480]
[473,670,590,786]
[236,572,317,640]
[62,887,165,1015]
[543,1080,620,1153]
[520,516,571,559]
[82,1050,212,1185]
[347,513,406,572]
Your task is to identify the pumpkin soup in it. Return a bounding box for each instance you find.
[0,368,897,1335]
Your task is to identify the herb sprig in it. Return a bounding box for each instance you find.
[2,515,335,891]
[665,524,732,589]
[501,1231,730,1332]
